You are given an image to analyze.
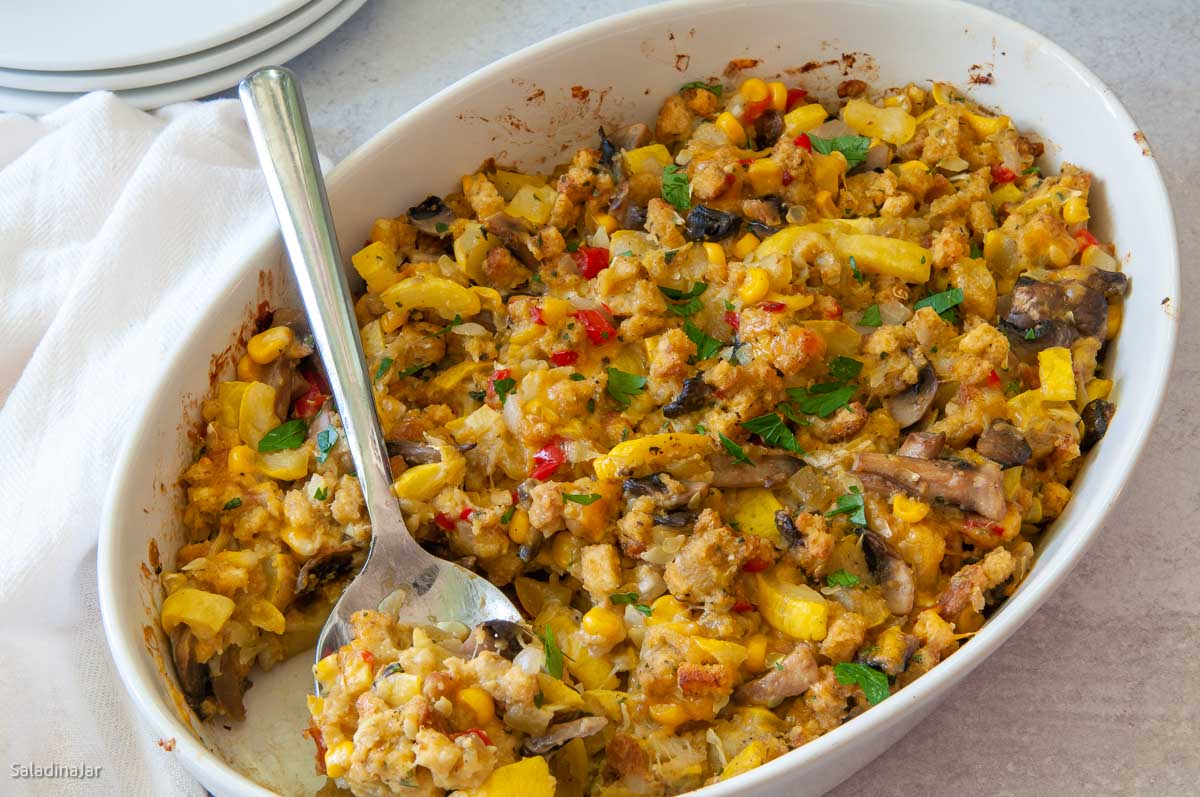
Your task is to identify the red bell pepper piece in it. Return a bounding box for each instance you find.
[760,301,787,313]
[530,439,565,481]
[530,306,546,326]
[991,164,1017,183]
[1074,229,1099,251]
[458,507,475,521]
[571,246,610,279]
[575,309,617,345]
[451,728,494,746]
[785,87,809,111]
[293,383,326,418]
[486,368,512,401]
[793,133,812,152]
[743,97,771,125]
[360,650,375,667]
[731,599,755,613]
[987,369,1002,388]
[723,310,740,330]
[741,557,771,573]
[549,350,579,367]
[434,512,456,531]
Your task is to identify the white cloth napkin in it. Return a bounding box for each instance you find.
[0,93,280,795]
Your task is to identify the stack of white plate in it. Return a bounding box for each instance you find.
[0,0,367,114]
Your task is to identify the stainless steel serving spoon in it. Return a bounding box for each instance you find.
[238,67,522,690]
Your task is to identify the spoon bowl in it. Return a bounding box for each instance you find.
[237,66,522,689]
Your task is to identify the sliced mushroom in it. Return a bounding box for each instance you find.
[260,356,296,420]
[408,195,457,237]
[861,531,915,615]
[1001,318,1079,355]
[709,453,803,489]
[853,453,1007,521]
[621,473,702,511]
[653,509,700,528]
[896,431,946,459]
[386,440,474,465]
[684,205,740,242]
[170,627,210,712]
[734,647,819,706]
[598,127,619,167]
[1080,398,1114,452]
[464,620,532,660]
[662,375,710,418]
[999,275,1108,340]
[742,197,784,228]
[295,544,362,601]
[774,510,801,548]
[976,421,1032,466]
[614,122,651,151]
[885,365,938,428]
[211,646,250,721]
[753,109,785,147]
[848,144,892,175]
[525,717,609,755]
[856,626,918,676]
[1086,268,1130,298]
[483,212,541,268]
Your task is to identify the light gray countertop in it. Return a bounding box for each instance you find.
[257,0,1200,793]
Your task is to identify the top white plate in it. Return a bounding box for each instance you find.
[0,0,308,71]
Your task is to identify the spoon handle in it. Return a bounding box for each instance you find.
[239,66,417,561]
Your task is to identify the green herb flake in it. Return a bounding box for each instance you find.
[610,592,640,605]
[1004,379,1022,396]
[492,377,517,404]
[825,485,866,526]
[222,497,242,511]
[315,427,338,465]
[659,281,708,318]
[695,422,707,434]
[718,433,752,465]
[724,300,736,311]
[534,692,545,708]
[1023,327,1039,341]
[468,389,486,401]
[586,397,596,414]
[633,604,653,617]
[374,357,394,382]
[569,373,586,382]
[826,569,860,588]
[849,255,865,283]
[681,80,723,96]
[663,249,679,264]
[429,314,463,338]
[257,419,308,453]
[542,625,565,679]
[742,412,804,454]
[563,492,602,505]
[774,660,785,672]
[859,304,883,327]
[566,241,581,253]
[661,164,692,212]
[683,319,725,362]
[1021,165,1042,175]
[969,243,983,259]
[605,367,647,409]
[618,250,634,257]
[828,355,863,382]
[396,362,427,379]
[313,486,328,501]
[913,287,964,323]
[786,384,856,418]
[500,505,516,525]
[807,134,872,169]
[435,222,449,233]
[833,661,890,705]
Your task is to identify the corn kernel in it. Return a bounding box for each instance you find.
[594,212,620,235]
[1085,378,1113,404]
[236,353,264,382]
[989,183,1023,208]
[352,240,401,294]
[892,494,931,523]
[733,233,760,259]
[647,594,687,625]
[507,507,532,545]
[745,634,769,673]
[783,103,829,136]
[963,111,1011,139]
[550,532,580,572]
[716,111,747,146]
[767,81,788,112]
[740,77,769,103]
[247,326,294,365]
[1046,241,1073,268]
[814,190,840,219]
[228,445,257,477]
[746,158,782,195]
[306,694,324,717]
[314,653,339,686]
[456,686,496,725]
[738,267,770,305]
[624,144,673,175]
[1062,196,1090,224]
[324,740,354,779]
[581,606,626,645]
[702,242,726,267]
[649,702,690,729]
[1038,347,1076,402]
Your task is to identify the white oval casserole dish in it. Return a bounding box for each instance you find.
[98,1,1180,795]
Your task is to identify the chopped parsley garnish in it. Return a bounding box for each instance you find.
[257,419,307,452]
[828,355,863,382]
[315,427,338,465]
[378,662,404,678]
[396,362,428,379]
[606,367,647,409]
[1021,165,1042,175]
[969,242,983,259]
[859,304,883,327]
[566,241,581,253]
[492,377,517,404]
[569,373,586,381]
[849,255,865,283]
[663,249,679,264]
[541,625,565,679]
[1023,327,1039,341]
[617,250,634,257]
[913,287,964,324]
[681,80,723,96]
[742,412,804,454]
[826,569,860,588]
[563,492,602,505]
[718,433,752,465]
[313,486,328,501]
[683,319,724,362]
[695,422,707,434]
[468,389,486,401]
[833,661,890,705]
[434,222,449,233]
[786,383,857,418]
[808,133,872,169]
[500,505,516,525]
[633,604,653,617]
[222,497,242,511]
[825,485,866,526]
[660,281,708,317]
[374,357,394,381]
[724,300,736,311]
[774,660,785,671]
[661,164,692,212]
[1004,379,1022,396]
[534,692,544,708]
[429,314,463,337]
[610,592,654,615]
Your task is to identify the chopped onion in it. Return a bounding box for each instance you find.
[451,322,488,337]
[936,156,969,172]
[879,299,913,326]
[513,645,543,675]
[502,394,522,435]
